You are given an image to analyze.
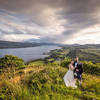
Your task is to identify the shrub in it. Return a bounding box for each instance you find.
[0,55,25,69]
[60,58,71,68]
[60,57,100,75]
[82,61,100,75]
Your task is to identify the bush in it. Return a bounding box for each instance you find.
[60,58,71,68]
[0,55,25,69]
[82,61,100,75]
[60,57,100,75]
[0,59,100,100]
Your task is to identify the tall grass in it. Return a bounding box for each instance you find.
[0,60,100,100]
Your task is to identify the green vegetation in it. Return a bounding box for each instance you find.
[82,61,100,75]
[0,55,100,100]
[0,55,25,69]
[46,45,100,63]
[61,59,100,75]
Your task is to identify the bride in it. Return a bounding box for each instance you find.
[63,61,77,88]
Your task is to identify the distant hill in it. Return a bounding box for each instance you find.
[0,40,62,49]
[63,44,100,49]
[0,40,40,49]
[47,44,100,63]
[66,44,100,63]
[66,48,100,62]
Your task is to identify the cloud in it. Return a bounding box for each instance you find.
[0,0,100,44]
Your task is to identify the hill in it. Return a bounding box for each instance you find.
[0,44,100,100]
[0,40,41,49]
[45,44,100,63]
[0,57,100,100]
[0,40,62,49]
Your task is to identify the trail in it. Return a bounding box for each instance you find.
[10,65,45,84]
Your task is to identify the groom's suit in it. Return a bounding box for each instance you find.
[73,61,83,80]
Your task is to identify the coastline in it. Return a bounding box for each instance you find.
[0,45,62,64]
[25,47,62,64]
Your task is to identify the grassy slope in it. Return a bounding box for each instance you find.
[0,60,100,100]
[48,47,100,63]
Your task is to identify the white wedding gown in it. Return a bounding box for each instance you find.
[63,65,77,88]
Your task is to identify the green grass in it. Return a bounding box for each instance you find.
[48,47,100,63]
[0,60,100,100]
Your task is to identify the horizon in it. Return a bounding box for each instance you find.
[0,0,100,44]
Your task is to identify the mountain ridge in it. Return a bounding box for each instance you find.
[0,40,100,49]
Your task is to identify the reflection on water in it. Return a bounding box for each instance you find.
[0,45,61,62]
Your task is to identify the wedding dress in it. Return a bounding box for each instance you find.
[63,64,77,88]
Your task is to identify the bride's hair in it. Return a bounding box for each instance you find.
[71,61,74,64]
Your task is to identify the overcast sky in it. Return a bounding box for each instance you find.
[0,0,100,44]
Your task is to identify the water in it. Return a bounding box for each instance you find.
[0,45,61,62]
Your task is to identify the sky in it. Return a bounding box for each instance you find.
[0,0,100,44]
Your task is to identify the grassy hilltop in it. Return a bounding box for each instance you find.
[0,55,100,100]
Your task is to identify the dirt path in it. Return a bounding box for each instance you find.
[10,66,45,84]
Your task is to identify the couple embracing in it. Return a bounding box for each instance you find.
[63,57,83,88]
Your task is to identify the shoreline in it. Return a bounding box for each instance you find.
[0,45,62,64]
[25,48,62,64]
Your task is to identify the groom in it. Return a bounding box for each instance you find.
[73,57,83,86]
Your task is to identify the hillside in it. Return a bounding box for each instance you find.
[0,44,100,100]
[45,45,100,63]
[0,58,100,100]
[0,40,40,49]
[0,40,62,49]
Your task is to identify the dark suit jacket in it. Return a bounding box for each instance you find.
[75,63,83,74]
